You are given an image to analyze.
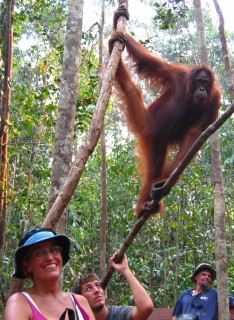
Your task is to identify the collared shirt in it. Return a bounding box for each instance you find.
[172,288,234,320]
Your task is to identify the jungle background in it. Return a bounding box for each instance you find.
[0,0,234,317]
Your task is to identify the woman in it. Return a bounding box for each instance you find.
[4,228,95,320]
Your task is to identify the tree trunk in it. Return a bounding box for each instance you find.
[48,0,84,235]
[42,0,128,229]
[211,134,229,320]
[0,0,14,296]
[100,126,107,277]
[173,188,183,304]
[162,217,168,306]
[193,1,229,319]
[213,0,234,96]
[98,0,108,280]
[213,0,234,313]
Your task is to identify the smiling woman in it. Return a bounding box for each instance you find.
[12,228,70,279]
[3,228,96,320]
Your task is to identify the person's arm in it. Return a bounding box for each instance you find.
[171,293,183,320]
[3,293,32,320]
[110,253,154,320]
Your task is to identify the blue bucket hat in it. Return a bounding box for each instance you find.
[13,228,71,279]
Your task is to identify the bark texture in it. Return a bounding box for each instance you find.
[48,0,84,234]
[193,1,230,319]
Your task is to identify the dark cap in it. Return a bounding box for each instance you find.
[190,263,216,283]
[13,228,71,279]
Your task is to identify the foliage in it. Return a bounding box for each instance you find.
[76,29,100,133]
[1,0,234,316]
[152,0,188,30]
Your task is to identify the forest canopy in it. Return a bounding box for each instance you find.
[0,0,234,316]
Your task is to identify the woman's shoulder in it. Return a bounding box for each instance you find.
[71,293,91,310]
[71,293,88,304]
[7,292,27,303]
[70,293,95,320]
[6,292,33,310]
[4,292,32,319]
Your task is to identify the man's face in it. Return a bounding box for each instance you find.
[195,269,212,288]
[81,280,105,312]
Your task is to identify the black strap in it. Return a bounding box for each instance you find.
[59,308,76,320]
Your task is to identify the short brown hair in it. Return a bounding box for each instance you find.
[73,274,100,294]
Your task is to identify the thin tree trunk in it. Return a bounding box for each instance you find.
[173,185,183,304]
[100,127,107,276]
[41,0,128,229]
[0,0,14,298]
[213,0,234,96]
[99,0,108,280]
[162,218,168,306]
[211,133,229,320]
[193,1,229,319]
[212,0,234,262]
[213,0,234,300]
[48,0,84,235]
[0,0,14,248]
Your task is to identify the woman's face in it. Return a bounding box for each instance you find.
[23,239,63,282]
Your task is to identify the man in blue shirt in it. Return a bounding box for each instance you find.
[172,263,234,320]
